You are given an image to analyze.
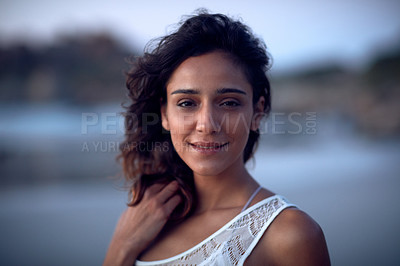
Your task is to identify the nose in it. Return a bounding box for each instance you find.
[195,103,220,134]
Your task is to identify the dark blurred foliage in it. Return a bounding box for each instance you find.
[366,46,400,97]
[0,32,135,105]
[271,43,400,137]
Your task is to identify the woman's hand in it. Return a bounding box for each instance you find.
[103,181,182,266]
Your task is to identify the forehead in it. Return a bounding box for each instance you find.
[166,51,252,95]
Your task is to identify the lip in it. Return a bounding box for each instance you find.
[189,141,229,154]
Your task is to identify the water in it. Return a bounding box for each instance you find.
[250,138,400,266]
[1,104,399,265]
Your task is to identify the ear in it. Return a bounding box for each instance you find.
[251,96,265,131]
[160,102,170,131]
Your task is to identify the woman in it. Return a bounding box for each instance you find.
[104,11,330,265]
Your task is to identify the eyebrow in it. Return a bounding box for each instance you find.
[170,88,247,95]
[216,88,247,95]
[170,89,199,95]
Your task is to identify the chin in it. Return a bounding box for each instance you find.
[187,161,230,177]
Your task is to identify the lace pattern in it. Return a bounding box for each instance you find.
[136,195,294,266]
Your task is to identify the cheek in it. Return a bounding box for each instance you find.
[224,112,253,135]
[167,111,195,152]
[168,112,196,135]
[168,129,184,154]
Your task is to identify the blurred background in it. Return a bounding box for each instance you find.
[1,0,399,265]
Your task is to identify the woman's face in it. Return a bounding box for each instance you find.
[162,51,264,177]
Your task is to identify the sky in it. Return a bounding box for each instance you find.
[1,0,400,72]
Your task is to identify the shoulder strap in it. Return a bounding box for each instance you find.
[240,186,262,212]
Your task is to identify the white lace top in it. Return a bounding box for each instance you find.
[136,194,295,266]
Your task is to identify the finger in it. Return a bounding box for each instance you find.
[144,183,165,198]
[157,181,180,203]
[164,194,182,216]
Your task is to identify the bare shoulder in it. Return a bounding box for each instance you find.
[247,207,331,266]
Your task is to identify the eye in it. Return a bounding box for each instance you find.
[177,100,196,108]
[221,100,240,107]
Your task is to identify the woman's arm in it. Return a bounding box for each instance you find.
[249,208,330,266]
[103,181,182,266]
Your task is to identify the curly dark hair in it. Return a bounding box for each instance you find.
[119,10,272,221]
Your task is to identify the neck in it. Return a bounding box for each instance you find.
[192,159,259,214]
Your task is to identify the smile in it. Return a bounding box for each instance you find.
[189,142,229,153]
